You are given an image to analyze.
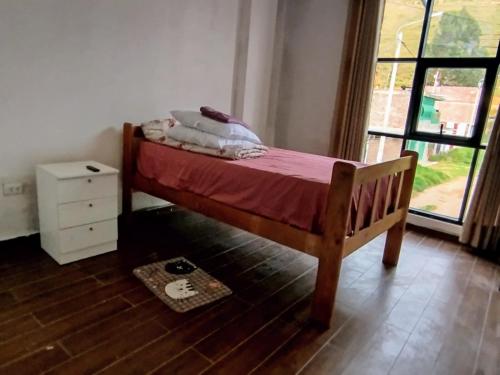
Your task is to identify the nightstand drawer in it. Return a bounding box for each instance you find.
[59,219,118,254]
[57,175,117,203]
[58,197,118,229]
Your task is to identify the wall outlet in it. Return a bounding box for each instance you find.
[3,182,24,196]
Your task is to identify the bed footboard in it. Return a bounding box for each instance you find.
[311,150,417,327]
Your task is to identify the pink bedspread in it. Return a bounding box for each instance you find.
[134,141,369,234]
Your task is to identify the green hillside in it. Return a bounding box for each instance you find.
[375,0,500,88]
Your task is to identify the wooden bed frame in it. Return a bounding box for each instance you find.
[122,123,418,328]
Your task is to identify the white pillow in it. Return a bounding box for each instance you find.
[170,110,262,145]
[166,123,261,150]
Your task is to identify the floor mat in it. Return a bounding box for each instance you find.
[133,257,232,312]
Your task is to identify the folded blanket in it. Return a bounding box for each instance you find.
[200,106,249,128]
[171,110,261,144]
[162,137,267,160]
[141,119,267,160]
[140,118,173,142]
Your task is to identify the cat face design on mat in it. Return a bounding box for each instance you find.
[164,279,198,300]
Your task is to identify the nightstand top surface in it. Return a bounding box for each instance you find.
[37,161,118,179]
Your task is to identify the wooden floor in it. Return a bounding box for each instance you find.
[0,208,498,375]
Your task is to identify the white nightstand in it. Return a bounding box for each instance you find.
[36,161,119,264]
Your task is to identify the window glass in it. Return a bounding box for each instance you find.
[369,63,416,136]
[425,1,500,58]
[407,142,473,219]
[364,135,403,164]
[416,68,486,138]
[378,0,425,58]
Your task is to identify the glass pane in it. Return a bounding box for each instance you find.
[482,70,499,145]
[407,142,473,219]
[425,1,500,58]
[369,63,416,135]
[364,135,403,164]
[416,68,486,137]
[378,0,425,58]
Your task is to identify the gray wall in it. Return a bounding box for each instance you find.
[272,0,349,155]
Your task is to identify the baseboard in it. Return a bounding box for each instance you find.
[406,223,459,243]
[0,230,39,243]
[407,213,462,237]
[0,232,40,251]
[1,208,463,245]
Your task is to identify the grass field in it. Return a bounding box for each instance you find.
[412,147,482,193]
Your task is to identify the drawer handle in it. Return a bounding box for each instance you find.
[89,227,93,231]
[88,203,93,208]
[87,179,92,183]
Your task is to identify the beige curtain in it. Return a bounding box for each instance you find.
[460,105,500,255]
[329,0,385,161]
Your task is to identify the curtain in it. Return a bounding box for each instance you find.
[329,0,385,161]
[460,105,500,257]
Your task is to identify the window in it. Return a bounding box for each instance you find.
[366,0,500,224]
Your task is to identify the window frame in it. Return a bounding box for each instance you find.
[369,0,500,225]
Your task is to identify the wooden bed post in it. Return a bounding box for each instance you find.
[311,162,357,328]
[382,150,418,266]
[122,123,134,227]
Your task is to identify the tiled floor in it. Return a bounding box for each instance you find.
[0,208,498,374]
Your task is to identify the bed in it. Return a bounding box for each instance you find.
[122,123,417,328]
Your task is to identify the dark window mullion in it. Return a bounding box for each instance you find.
[378,57,418,63]
[408,208,462,225]
[368,130,488,149]
[367,130,405,139]
[418,58,495,67]
[404,60,427,138]
[416,0,434,59]
[401,0,433,140]
[470,64,499,145]
[406,133,479,148]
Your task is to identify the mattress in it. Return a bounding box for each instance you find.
[134,141,384,234]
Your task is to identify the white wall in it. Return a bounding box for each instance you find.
[0,0,350,240]
[0,0,240,240]
[242,0,279,145]
[272,0,349,155]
